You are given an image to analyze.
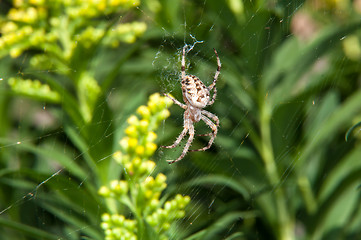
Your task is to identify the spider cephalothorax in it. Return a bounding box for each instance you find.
[162,46,221,164]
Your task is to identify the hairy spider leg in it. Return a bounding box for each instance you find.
[195,109,219,137]
[181,46,186,79]
[163,93,187,109]
[207,49,221,106]
[161,127,188,149]
[189,114,217,152]
[168,121,195,164]
[161,94,188,149]
[202,109,220,127]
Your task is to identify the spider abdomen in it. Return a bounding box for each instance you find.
[181,75,210,108]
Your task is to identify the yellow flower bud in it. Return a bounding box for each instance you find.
[128,138,138,150]
[13,0,24,7]
[135,145,145,156]
[125,125,138,137]
[150,198,159,209]
[98,186,110,197]
[144,176,154,186]
[125,162,133,173]
[147,132,157,142]
[158,109,170,120]
[155,173,167,185]
[119,137,129,151]
[29,0,45,5]
[144,160,156,172]
[176,210,185,218]
[149,93,161,103]
[2,22,18,33]
[127,115,139,125]
[101,213,111,222]
[162,222,171,230]
[145,142,157,156]
[184,195,191,204]
[139,119,149,131]
[101,222,110,230]
[163,94,174,106]
[10,47,22,58]
[110,180,119,190]
[132,157,142,167]
[147,101,158,114]
[144,189,153,199]
[136,105,151,119]
[96,1,106,11]
[112,151,122,163]
[164,201,171,211]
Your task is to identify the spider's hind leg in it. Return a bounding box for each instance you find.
[161,127,188,149]
[168,125,195,164]
[189,115,217,152]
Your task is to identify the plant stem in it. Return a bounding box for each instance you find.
[260,101,294,240]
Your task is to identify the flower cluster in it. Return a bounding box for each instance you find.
[8,77,61,103]
[98,93,190,240]
[1,0,147,124]
[0,0,147,58]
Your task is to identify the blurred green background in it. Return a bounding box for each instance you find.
[1,0,361,239]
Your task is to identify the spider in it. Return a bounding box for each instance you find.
[162,46,221,164]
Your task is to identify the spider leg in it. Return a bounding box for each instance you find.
[201,109,219,127]
[193,109,219,139]
[207,49,221,106]
[208,48,221,91]
[196,133,213,137]
[163,93,187,109]
[168,124,195,164]
[207,87,217,106]
[189,114,217,152]
[161,127,188,149]
[181,46,186,79]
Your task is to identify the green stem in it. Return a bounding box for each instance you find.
[297,175,317,214]
[124,164,146,239]
[260,101,294,240]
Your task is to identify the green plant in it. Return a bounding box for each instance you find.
[0,1,150,239]
[99,93,190,240]
[0,0,146,125]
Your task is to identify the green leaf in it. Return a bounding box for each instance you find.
[345,120,361,142]
[0,138,87,180]
[265,20,361,105]
[185,211,255,240]
[0,217,59,240]
[299,90,361,167]
[187,175,250,200]
[40,201,103,240]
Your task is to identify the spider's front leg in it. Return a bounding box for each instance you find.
[163,93,187,109]
[207,48,221,106]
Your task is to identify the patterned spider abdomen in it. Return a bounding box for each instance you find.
[181,75,210,108]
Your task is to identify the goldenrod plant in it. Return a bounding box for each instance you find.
[98,93,190,240]
[0,0,146,124]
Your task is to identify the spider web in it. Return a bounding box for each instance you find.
[1,0,359,239]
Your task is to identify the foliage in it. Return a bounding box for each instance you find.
[1,0,361,240]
